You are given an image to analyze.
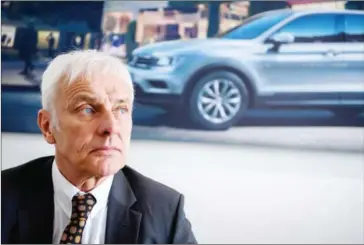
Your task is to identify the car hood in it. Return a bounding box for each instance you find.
[133,38,256,56]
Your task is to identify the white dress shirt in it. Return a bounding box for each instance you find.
[52,161,114,244]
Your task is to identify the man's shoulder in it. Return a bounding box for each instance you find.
[121,166,182,209]
[2,156,54,188]
[2,155,53,175]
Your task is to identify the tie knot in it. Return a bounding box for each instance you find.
[71,193,97,220]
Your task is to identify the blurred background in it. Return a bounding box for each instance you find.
[1,0,364,244]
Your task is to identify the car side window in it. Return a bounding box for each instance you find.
[271,14,343,43]
[344,14,364,43]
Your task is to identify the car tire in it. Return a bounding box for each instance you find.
[188,70,250,131]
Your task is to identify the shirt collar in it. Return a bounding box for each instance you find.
[52,160,114,218]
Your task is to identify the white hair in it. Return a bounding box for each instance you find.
[41,50,134,129]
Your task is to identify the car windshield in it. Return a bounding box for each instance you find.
[217,11,293,40]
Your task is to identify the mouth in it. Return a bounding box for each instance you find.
[90,147,122,155]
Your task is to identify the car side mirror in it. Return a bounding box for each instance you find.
[270,32,295,44]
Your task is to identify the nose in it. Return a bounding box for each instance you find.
[97,110,120,137]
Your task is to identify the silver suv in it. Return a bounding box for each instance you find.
[128,9,364,130]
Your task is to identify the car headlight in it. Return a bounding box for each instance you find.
[154,56,174,67]
[156,56,173,66]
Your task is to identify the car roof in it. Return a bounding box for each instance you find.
[263,8,364,16]
[292,9,364,15]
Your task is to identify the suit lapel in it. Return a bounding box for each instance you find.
[105,168,142,244]
[16,157,142,244]
[18,156,55,243]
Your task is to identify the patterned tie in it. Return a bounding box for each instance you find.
[60,193,97,244]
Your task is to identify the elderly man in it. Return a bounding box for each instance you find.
[1,50,197,244]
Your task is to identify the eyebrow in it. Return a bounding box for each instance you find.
[68,94,130,107]
[68,94,98,106]
[115,99,130,105]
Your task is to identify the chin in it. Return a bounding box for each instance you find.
[94,156,124,177]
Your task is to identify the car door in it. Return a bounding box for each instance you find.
[338,13,364,106]
[258,13,343,106]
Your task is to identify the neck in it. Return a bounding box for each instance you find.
[55,154,106,192]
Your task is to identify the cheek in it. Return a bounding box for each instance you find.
[122,117,132,133]
[57,121,95,152]
[119,118,132,143]
[73,125,96,143]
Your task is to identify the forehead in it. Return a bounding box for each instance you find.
[61,73,132,101]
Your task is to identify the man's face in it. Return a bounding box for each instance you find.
[45,73,133,178]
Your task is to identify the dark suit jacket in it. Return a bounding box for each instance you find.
[1,156,197,244]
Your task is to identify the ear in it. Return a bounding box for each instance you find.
[37,109,56,144]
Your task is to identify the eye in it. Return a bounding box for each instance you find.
[119,108,127,114]
[81,107,94,115]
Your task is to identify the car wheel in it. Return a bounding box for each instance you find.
[332,108,362,118]
[189,71,250,130]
